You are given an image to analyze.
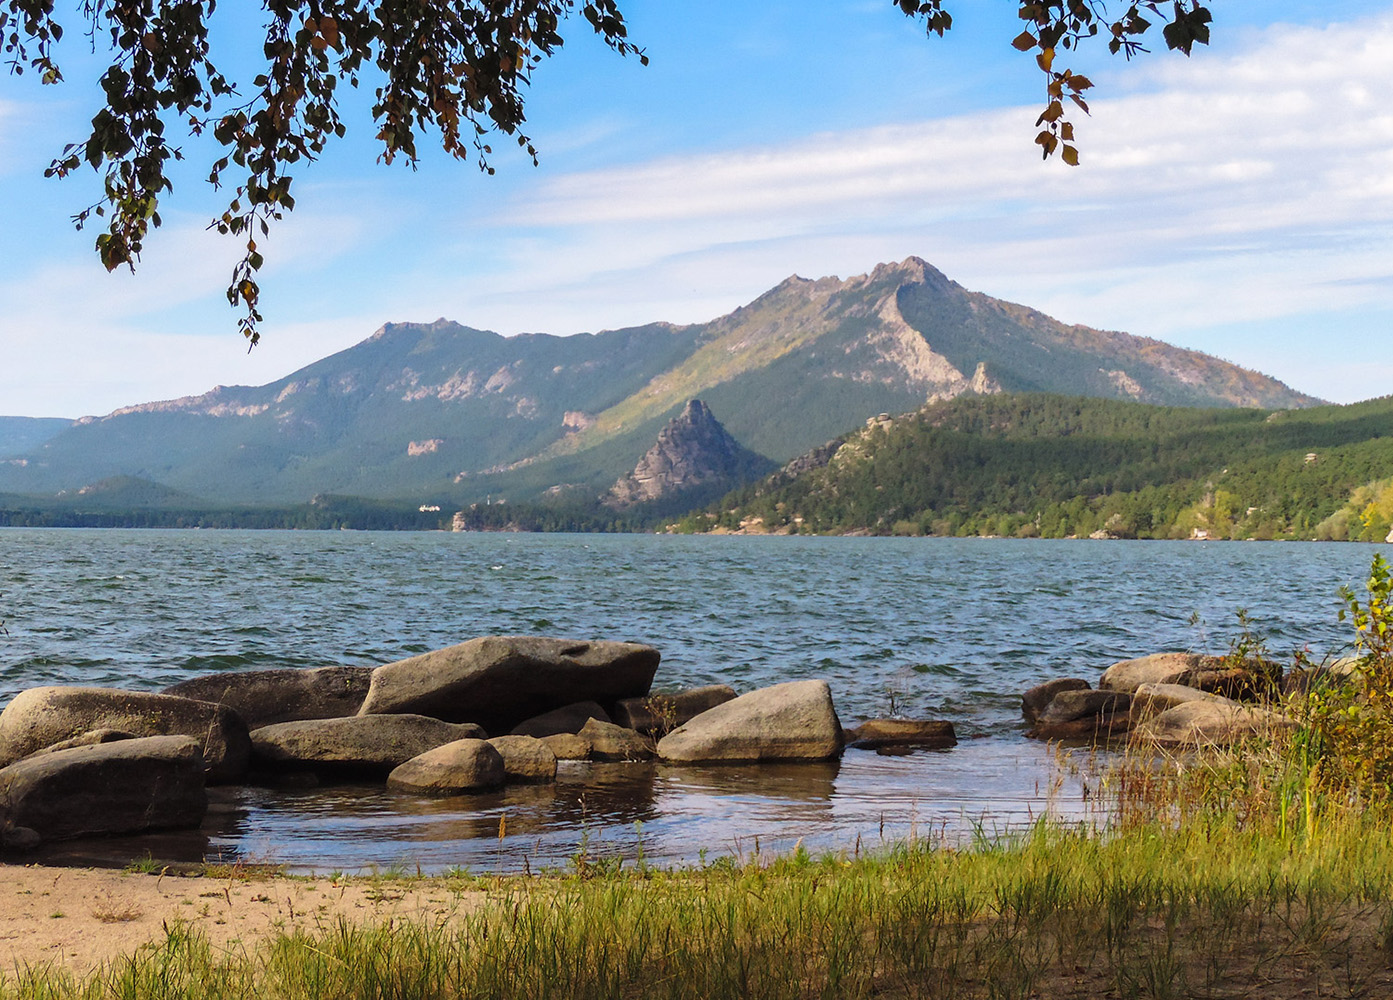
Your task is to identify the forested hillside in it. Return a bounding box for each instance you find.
[680,395,1393,541]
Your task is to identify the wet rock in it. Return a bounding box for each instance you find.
[1099,653,1202,693]
[1028,712,1133,742]
[1022,679,1091,723]
[358,636,660,733]
[163,666,373,727]
[250,715,487,777]
[612,685,738,736]
[844,719,957,751]
[1037,689,1132,725]
[0,735,207,841]
[579,719,656,761]
[1130,701,1295,748]
[541,733,591,761]
[487,735,558,783]
[386,739,506,796]
[656,680,843,763]
[510,701,612,738]
[0,687,250,783]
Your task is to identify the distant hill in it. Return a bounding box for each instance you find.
[0,257,1318,506]
[0,417,72,459]
[682,394,1393,541]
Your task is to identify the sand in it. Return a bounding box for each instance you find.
[0,863,486,976]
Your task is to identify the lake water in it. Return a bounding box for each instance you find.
[0,529,1384,873]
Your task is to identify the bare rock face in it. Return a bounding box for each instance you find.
[250,715,487,777]
[1099,653,1203,693]
[163,666,373,727]
[612,685,738,736]
[487,735,558,783]
[358,636,660,733]
[0,735,207,842]
[656,680,843,763]
[605,399,770,508]
[0,687,250,783]
[385,739,506,796]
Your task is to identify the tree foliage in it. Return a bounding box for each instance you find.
[2,1,1211,342]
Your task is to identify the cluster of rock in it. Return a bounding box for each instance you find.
[1023,651,1295,746]
[0,635,957,851]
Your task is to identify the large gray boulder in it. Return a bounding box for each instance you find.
[656,680,843,763]
[612,685,738,736]
[0,735,207,842]
[487,735,558,783]
[1130,700,1295,748]
[386,739,506,796]
[0,687,250,783]
[1099,653,1202,693]
[250,714,487,777]
[163,666,373,727]
[358,636,660,733]
[510,701,612,738]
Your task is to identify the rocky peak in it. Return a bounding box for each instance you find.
[605,399,768,508]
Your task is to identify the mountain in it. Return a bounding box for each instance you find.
[0,258,1319,506]
[605,399,775,509]
[0,417,72,459]
[682,394,1393,540]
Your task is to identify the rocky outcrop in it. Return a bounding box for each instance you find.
[511,701,613,738]
[358,636,659,733]
[386,739,506,795]
[656,680,843,763]
[0,736,207,842]
[487,735,558,783]
[844,719,957,751]
[578,718,656,761]
[612,685,738,736]
[604,400,771,508]
[0,687,250,783]
[163,666,373,728]
[1099,653,1202,693]
[250,715,487,777]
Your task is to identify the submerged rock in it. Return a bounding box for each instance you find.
[250,715,487,777]
[0,686,250,783]
[358,636,660,733]
[844,719,957,751]
[0,735,207,842]
[657,680,843,763]
[163,666,373,727]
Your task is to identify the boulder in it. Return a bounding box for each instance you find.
[1099,653,1202,693]
[656,680,843,763]
[28,728,136,756]
[0,735,207,842]
[386,739,506,796]
[358,636,660,733]
[578,719,656,761]
[1130,700,1296,748]
[0,686,250,783]
[1028,711,1132,742]
[1177,656,1283,701]
[1036,689,1131,726]
[541,733,592,761]
[1130,683,1229,723]
[163,666,373,727]
[510,701,612,738]
[487,735,558,783]
[612,685,738,736]
[1021,679,1091,723]
[844,719,957,751]
[250,715,487,777]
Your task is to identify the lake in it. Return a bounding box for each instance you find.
[0,529,1384,872]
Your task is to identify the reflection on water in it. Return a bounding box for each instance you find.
[25,740,1099,874]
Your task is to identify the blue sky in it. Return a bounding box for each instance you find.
[2,1,1391,417]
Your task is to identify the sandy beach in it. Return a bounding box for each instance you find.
[0,863,486,975]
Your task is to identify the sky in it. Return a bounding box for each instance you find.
[1,1,1391,418]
